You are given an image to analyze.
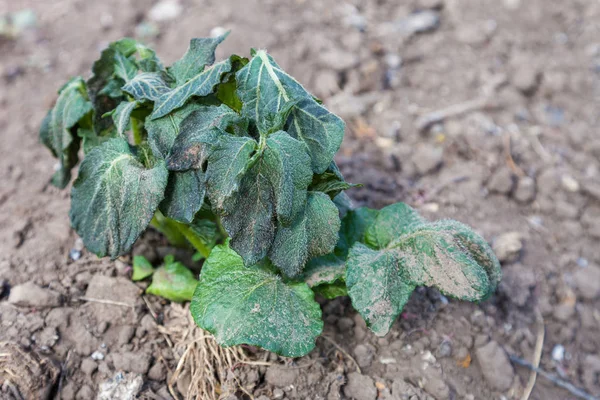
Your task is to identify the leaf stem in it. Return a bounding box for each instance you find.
[132,117,143,145]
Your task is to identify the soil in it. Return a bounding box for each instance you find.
[1,0,599,399]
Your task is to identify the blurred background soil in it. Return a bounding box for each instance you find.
[0,0,599,399]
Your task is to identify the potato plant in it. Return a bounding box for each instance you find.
[40,34,501,357]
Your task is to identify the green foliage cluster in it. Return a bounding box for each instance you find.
[41,34,501,357]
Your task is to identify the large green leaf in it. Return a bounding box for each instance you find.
[145,102,204,160]
[159,169,206,224]
[151,58,232,119]
[191,243,323,357]
[345,202,501,336]
[346,243,415,336]
[389,220,501,301]
[269,192,340,277]
[39,77,93,188]
[218,132,315,268]
[70,138,168,259]
[236,50,345,173]
[146,255,198,302]
[167,104,248,171]
[169,32,229,84]
[205,135,256,210]
[122,72,171,102]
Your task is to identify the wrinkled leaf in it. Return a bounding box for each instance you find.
[346,243,415,336]
[364,202,425,249]
[169,32,229,84]
[132,255,154,281]
[337,207,379,256]
[146,102,204,159]
[159,169,206,223]
[236,50,344,173]
[114,51,138,82]
[70,138,168,259]
[269,192,340,277]
[39,77,93,188]
[147,256,198,302]
[122,72,171,102]
[309,162,358,198]
[167,104,248,171]
[110,101,139,136]
[302,253,345,288]
[191,243,323,357]
[151,58,232,119]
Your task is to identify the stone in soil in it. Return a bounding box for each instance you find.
[343,372,377,400]
[511,65,540,95]
[412,145,443,175]
[108,351,152,374]
[97,372,144,400]
[487,168,515,194]
[572,264,600,300]
[514,176,536,203]
[492,232,523,263]
[475,341,515,391]
[8,281,62,308]
[265,365,300,387]
[354,343,376,368]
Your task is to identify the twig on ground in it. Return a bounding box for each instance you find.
[509,355,599,400]
[320,335,361,374]
[416,75,506,132]
[77,297,133,308]
[504,133,526,177]
[521,310,544,400]
[142,295,173,348]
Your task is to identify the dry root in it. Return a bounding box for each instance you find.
[160,304,251,400]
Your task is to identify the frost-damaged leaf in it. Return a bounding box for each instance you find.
[269,192,340,277]
[364,202,426,249]
[109,101,139,136]
[147,255,198,302]
[39,77,93,188]
[302,253,345,288]
[169,32,229,85]
[70,138,168,259]
[167,104,248,171]
[159,169,206,223]
[218,132,315,267]
[236,50,345,173]
[190,243,323,357]
[346,243,415,336]
[122,72,171,102]
[205,135,256,210]
[389,219,501,301]
[111,38,165,73]
[132,255,154,281]
[114,51,138,82]
[146,103,204,160]
[309,162,358,199]
[151,58,233,119]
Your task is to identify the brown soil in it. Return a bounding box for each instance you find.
[1,0,599,399]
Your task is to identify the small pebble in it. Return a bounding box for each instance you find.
[552,344,565,361]
[561,175,580,192]
[69,249,81,261]
[91,351,105,361]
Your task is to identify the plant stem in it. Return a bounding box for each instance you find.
[132,118,143,145]
[174,222,212,259]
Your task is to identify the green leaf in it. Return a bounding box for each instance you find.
[169,32,229,84]
[346,243,415,336]
[302,253,345,288]
[146,102,204,159]
[218,132,316,268]
[132,255,154,281]
[70,138,168,259]
[389,220,501,301]
[313,281,347,299]
[147,257,198,302]
[114,51,138,82]
[111,38,164,73]
[39,77,93,188]
[205,135,256,210]
[110,101,139,136]
[151,58,233,119]
[364,202,426,249]
[333,192,353,218]
[190,243,323,357]
[122,72,171,102]
[236,50,345,173]
[216,55,249,112]
[309,162,358,198]
[269,192,340,277]
[338,207,379,256]
[167,104,248,171]
[159,169,206,223]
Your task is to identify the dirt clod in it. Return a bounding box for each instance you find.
[475,341,515,391]
[343,372,377,400]
[8,282,62,308]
